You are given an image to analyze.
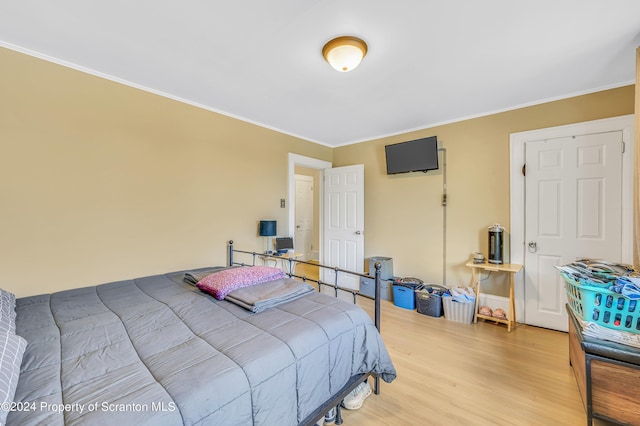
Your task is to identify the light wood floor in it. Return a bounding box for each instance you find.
[294,263,611,426]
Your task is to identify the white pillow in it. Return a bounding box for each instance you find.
[0,331,27,425]
[0,290,16,334]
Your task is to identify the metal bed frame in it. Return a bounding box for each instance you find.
[227,240,383,426]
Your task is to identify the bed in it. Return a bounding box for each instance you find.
[2,241,396,425]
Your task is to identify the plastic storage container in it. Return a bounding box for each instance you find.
[442,296,475,323]
[393,283,423,310]
[359,277,394,301]
[562,272,640,334]
[416,292,443,317]
[368,257,394,280]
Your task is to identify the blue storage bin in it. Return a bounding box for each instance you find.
[393,283,422,310]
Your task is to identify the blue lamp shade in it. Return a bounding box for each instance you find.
[259,220,277,237]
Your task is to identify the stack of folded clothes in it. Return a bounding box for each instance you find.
[183,266,314,313]
[448,287,475,303]
[183,267,235,286]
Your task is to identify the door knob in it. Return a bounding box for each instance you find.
[528,241,537,252]
[355,230,362,235]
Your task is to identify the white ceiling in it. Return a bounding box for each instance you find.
[1,1,639,147]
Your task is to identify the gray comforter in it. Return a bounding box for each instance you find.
[9,269,396,425]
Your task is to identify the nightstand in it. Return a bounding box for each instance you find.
[260,253,302,275]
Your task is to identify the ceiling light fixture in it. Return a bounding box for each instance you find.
[322,36,368,72]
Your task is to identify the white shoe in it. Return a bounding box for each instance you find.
[341,381,372,410]
[323,406,336,425]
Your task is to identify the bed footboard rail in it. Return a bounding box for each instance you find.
[228,240,382,328]
[228,240,383,396]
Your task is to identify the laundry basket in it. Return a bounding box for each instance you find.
[442,296,475,324]
[416,292,443,317]
[562,272,640,334]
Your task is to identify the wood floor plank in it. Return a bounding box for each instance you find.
[294,263,612,425]
[346,299,573,425]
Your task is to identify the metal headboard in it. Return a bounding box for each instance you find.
[227,240,383,331]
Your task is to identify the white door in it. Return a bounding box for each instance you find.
[524,131,623,331]
[322,164,365,298]
[294,174,314,260]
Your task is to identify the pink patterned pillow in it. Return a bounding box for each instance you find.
[197,266,286,300]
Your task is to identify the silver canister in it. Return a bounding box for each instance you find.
[488,224,504,264]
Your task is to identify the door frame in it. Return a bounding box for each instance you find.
[288,153,332,264]
[509,115,635,324]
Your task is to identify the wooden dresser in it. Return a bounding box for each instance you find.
[568,307,640,425]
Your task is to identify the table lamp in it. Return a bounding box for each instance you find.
[259,220,277,253]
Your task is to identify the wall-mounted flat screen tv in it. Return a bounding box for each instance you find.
[385,136,439,174]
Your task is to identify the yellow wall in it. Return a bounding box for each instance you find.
[0,47,331,297]
[1,46,635,298]
[333,86,635,293]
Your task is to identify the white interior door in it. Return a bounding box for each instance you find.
[294,174,313,260]
[524,131,623,331]
[322,164,365,298]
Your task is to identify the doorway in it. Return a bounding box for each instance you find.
[287,155,366,296]
[510,115,634,331]
[287,154,331,263]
